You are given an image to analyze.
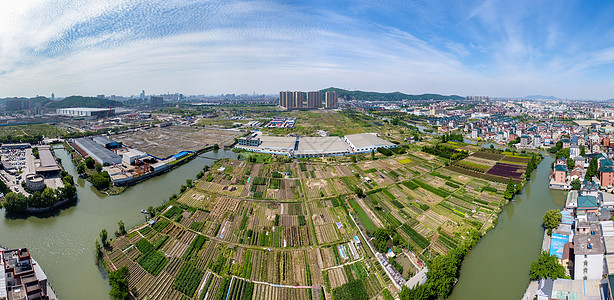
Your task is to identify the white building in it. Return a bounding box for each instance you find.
[56,108,114,118]
[122,149,148,165]
[574,232,604,280]
[344,133,395,153]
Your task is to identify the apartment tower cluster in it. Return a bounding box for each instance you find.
[279,91,338,110]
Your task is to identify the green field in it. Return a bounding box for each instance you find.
[348,198,377,232]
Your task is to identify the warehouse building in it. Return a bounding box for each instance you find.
[56,108,114,118]
[93,136,119,148]
[74,137,122,165]
[295,136,351,157]
[236,132,395,157]
[35,145,61,174]
[344,133,395,153]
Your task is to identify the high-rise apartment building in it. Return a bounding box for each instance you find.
[150,96,163,106]
[307,91,322,108]
[5,98,30,111]
[279,91,305,109]
[325,91,338,109]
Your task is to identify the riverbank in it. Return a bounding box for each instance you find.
[448,155,567,300]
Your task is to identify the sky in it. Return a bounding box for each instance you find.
[2,0,614,99]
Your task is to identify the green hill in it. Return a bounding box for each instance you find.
[47,96,123,108]
[28,96,52,108]
[320,87,465,101]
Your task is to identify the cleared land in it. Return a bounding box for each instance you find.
[112,126,242,157]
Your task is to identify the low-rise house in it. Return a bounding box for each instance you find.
[601,159,614,188]
[577,195,600,214]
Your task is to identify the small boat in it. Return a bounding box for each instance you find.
[140,209,149,214]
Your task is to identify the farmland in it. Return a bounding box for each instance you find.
[102,132,531,299]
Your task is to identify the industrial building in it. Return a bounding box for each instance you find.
[236,132,395,157]
[121,149,148,165]
[73,137,122,165]
[344,133,395,153]
[93,136,118,148]
[56,108,114,118]
[295,136,351,157]
[35,145,61,174]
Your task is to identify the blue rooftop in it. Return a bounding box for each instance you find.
[549,233,568,259]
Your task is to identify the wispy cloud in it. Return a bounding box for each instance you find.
[3,0,614,99]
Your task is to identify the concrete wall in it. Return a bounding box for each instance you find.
[574,254,603,280]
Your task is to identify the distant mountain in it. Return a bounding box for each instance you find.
[523,95,559,100]
[321,87,465,101]
[46,96,123,108]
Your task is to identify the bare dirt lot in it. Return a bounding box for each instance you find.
[111,126,242,157]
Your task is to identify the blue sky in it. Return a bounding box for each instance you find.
[2,0,614,99]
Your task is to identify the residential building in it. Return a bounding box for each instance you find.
[307,91,322,108]
[574,225,605,280]
[601,160,614,188]
[325,91,338,109]
[150,96,163,106]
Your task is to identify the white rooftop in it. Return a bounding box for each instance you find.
[345,133,394,149]
[296,136,350,155]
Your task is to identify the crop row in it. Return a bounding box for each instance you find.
[173,262,204,298]
[400,224,429,249]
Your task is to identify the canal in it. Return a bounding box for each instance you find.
[0,147,237,300]
[448,155,567,299]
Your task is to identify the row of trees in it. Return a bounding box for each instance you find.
[585,157,599,180]
[440,133,463,143]
[504,177,521,200]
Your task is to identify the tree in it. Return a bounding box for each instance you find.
[41,187,57,207]
[580,145,586,156]
[95,163,103,172]
[371,150,376,160]
[108,266,130,300]
[118,220,126,235]
[529,251,567,280]
[374,228,389,253]
[543,209,562,235]
[571,179,581,190]
[586,158,598,180]
[95,239,102,260]
[100,229,108,247]
[77,162,86,174]
[504,177,516,200]
[85,157,96,169]
[3,192,28,213]
[213,144,220,150]
[91,171,111,190]
[147,206,155,218]
[567,158,575,170]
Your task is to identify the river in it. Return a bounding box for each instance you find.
[0,147,237,300]
[448,155,566,299]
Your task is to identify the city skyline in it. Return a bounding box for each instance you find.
[3,1,614,99]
